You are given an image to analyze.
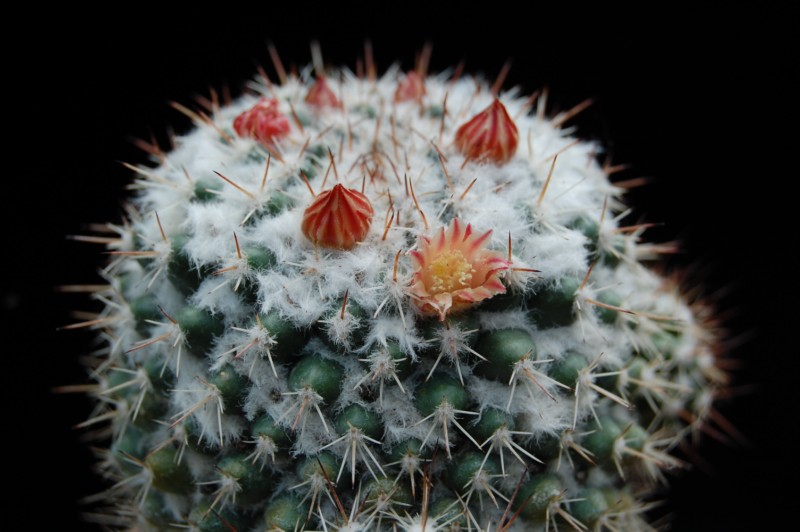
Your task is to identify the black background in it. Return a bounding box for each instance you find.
[6,5,793,530]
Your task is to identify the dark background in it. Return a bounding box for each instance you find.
[7,5,792,530]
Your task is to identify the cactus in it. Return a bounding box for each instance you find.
[69,48,727,531]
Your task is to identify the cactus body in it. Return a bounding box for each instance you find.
[75,54,724,531]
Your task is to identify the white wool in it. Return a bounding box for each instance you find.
[191,277,250,322]
[364,316,421,356]
[467,376,516,413]
[517,397,573,437]
[478,309,534,334]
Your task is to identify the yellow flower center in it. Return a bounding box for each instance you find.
[429,250,475,293]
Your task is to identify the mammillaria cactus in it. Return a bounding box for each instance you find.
[66,46,729,531]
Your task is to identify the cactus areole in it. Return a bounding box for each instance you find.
[70,49,726,531]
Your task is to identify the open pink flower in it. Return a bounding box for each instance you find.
[409,219,509,320]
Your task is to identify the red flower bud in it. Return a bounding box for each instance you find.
[394,71,426,102]
[454,99,518,165]
[301,184,374,250]
[305,77,341,108]
[233,98,291,147]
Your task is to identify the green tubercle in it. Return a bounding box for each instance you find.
[263,494,309,531]
[334,404,383,439]
[252,414,292,448]
[217,453,273,505]
[243,245,276,271]
[209,365,248,412]
[175,306,225,353]
[189,500,250,532]
[146,445,193,495]
[469,407,515,443]
[581,417,623,463]
[388,438,428,463]
[288,354,344,403]
[527,278,580,328]
[444,451,500,494]
[429,497,468,528]
[593,290,623,324]
[414,374,470,417]
[193,177,223,202]
[167,234,207,295]
[550,351,587,388]
[514,473,563,521]
[474,328,536,381]
[256,312,309,362]
[570,487,609,526]
[295,452,339,482]
[363,477,414,508]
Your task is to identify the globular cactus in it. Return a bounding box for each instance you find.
[70,47,726,531]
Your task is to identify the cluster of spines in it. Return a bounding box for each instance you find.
[62,45,732,531]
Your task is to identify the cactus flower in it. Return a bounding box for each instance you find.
[409,218,509,320]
